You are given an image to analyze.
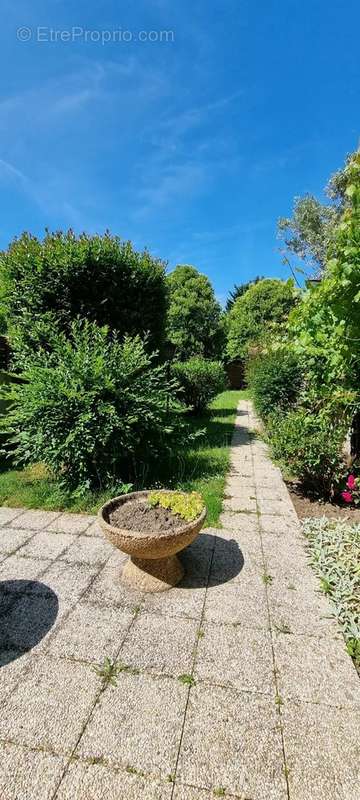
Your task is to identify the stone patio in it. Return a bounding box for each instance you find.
[0,399,359,799]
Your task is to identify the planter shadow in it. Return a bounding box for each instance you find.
[0,580,58,666]
[179,532,244,588]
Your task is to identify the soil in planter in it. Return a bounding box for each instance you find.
[287,481,360,522]
[108,499,184,533]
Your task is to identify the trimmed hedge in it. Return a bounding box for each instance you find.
[246,348,302,419]
[172,357,227,413]
[0,231,167,362]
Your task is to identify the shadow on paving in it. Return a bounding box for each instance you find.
[0,580,58,665]
[179,532,244,588]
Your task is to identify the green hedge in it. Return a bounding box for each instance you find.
[246,348,302,419]
[172,357,227,413]
[0,231,167,362]
[0,321,183,492]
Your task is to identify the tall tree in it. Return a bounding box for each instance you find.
[166,265,224,360]
[278,150,357,274]
[226,278,297,360]
[226,276,264,311]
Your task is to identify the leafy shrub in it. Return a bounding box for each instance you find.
[246,349,303,419]
[267,408,348,495]
[148,490,204,521]
[226,278,298,360]
[172,357,227,413]
[0,321,182,492]
[0,231,167,363]
[167,265,225,359]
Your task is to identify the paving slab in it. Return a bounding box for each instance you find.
[76,672,187,776]
[9,509,61,530]
[274,631,360,707]
[257,497,297,518]
[85,565,144,609]
[223,495,257,513]
[39,560,99,601]
[220,511,259,535]
[0,507,27,526]
[195,621,275,695]
[0,648,34,702]
[121,611,198,676]
[259,515,303,542]
[281,701,360,800]
[59,535,113,565]
[142,577,206,621]
[0,527,34,555]
[48,601,134,663]
[172,787,215,800]
[267,581,339,637]
[17,530,74,561]
[177,684,287,799]
[0,554,51,587]
[83,520,103,537]
[204,580,269,629]
[48,512,95,535]
[0,655,99,754]
[56,762,172,800]
[210,532,262,582]
[0,741,66,800]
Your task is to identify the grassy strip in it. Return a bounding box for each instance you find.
[303,517,360,671]
[0,389,247,526]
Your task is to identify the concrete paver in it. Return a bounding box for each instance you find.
[0,399,359,799]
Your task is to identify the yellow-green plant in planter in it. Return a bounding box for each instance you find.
[148,490,204,522]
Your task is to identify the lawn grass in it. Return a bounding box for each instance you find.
[0,389,248,526]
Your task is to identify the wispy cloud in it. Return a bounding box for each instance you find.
[134,162,206,220]
[0,158,28,185]
[132,90,244,218]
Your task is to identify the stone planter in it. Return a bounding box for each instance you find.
[98,490,206,593]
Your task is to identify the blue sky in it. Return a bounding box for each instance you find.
[1,1,359,304]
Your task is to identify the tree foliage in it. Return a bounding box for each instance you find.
[166,265,224,360]
[0,230,168,363]
[226,278,297,360]
[278,151,356,273]
[225,276,264,311]
[288,151,360,409]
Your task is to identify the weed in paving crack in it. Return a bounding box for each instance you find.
[274,621,292,634]
[94,657,139,687]
[126,765,145,777]
[178,673,196,686]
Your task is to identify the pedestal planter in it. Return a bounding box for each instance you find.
[98,490,206,592]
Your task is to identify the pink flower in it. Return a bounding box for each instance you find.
[342,491,353,503]
[347,475,356,490]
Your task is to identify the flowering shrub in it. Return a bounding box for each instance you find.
[341,474,360,506]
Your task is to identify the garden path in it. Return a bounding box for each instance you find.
[0,399,359,799]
